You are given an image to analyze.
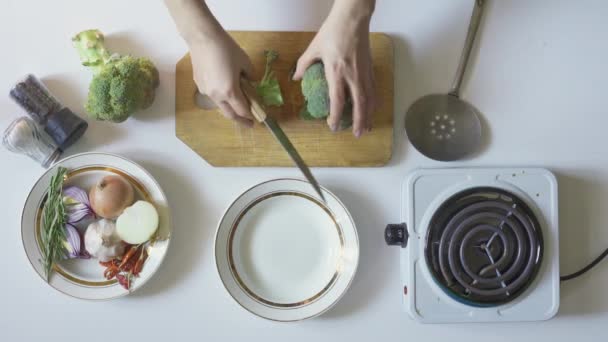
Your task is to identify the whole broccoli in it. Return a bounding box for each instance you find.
[300,62,352,130]
[72,29,159,123]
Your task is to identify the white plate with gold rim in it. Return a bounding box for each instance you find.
[21,152,171,300]
[215,179,359,321]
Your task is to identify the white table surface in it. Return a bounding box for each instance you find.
[2,0,608,340]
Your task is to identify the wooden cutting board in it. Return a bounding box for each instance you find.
[175,31,393,167]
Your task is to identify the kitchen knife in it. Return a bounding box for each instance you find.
[239,78,326,203]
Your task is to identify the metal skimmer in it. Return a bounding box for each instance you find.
[405,0,485,161]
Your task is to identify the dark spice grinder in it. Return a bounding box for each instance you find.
[9,74,87,150]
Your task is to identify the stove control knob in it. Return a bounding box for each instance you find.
[385,223,408,248]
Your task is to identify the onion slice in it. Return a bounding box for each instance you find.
[63,186,95,223]
[116,201,159,244]
[64,223,90,259]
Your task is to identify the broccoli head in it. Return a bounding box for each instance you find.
[301,63,330,119]
[72,29,159,123]
[300,62,352,129]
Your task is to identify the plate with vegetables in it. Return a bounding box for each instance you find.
[21,152,171,300]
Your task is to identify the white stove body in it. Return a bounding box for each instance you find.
[400,168,559,323]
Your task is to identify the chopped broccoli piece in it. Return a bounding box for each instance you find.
[72,29,159,123]
[255,50,283,107]
[300,62,352,129]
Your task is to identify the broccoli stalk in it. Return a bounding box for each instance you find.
[255,50,284,107]
[300,62,352,130]
[72,29,112,74]
[72,29,159,123]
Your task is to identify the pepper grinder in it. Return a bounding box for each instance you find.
[9,74,87,150]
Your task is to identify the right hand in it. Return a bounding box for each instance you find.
[189,32,254,127]
[292,0,377,138]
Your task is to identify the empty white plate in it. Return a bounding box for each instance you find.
[215,179,359,321]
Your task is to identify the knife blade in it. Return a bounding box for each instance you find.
[239,78,326,203]
[262,116,326,203]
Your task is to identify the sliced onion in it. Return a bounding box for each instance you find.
[63,186,95,223]
[64,224,90,259]
[66,203,94,223]
[63,186,90,204]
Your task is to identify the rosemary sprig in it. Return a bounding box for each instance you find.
[40,167,68,282]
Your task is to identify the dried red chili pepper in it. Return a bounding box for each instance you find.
[120,258,137,273]
[104,266,119,280]
[133,248,148,276]
[99,259,120,267]
[99,260,114,267]
[118,245,139,270]
[116,274,130,289]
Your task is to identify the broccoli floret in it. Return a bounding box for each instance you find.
[72,29,159,123]
[301,63,330,119]
[300,62,352,129]
[255,50,283,107]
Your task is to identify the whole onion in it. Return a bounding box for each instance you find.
[89,175,134,219]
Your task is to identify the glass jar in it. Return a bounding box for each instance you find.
[2,117,61,168]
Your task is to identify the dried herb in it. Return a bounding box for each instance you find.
[40,167,69,281]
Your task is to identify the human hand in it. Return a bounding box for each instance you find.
[189,32,254,127]
[293,0,376,137]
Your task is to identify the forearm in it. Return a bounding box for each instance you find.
[329,0,376,23]
[164,0,225,45]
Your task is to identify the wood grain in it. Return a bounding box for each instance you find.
[175,31,394,167]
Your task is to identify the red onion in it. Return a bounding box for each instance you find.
[63,186,95,223]
[64,223,90,259]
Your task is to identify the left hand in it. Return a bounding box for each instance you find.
[292,0,376,138]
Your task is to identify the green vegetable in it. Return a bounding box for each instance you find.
[255,50,283,107]
[72,29,159,123]
[301,63,330,119]
[300,62,353,130]
[299,107,317,121]
[41,167,69,281]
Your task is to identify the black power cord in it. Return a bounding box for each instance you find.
[560,247,608,281]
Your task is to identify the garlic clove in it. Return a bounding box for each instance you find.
[84,219,125,261]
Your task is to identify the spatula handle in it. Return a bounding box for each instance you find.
[240,78,267,123]
[449,0,485,97]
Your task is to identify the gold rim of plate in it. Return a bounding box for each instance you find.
[227,191,344,309]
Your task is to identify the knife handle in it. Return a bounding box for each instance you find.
[240,78,267,123]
